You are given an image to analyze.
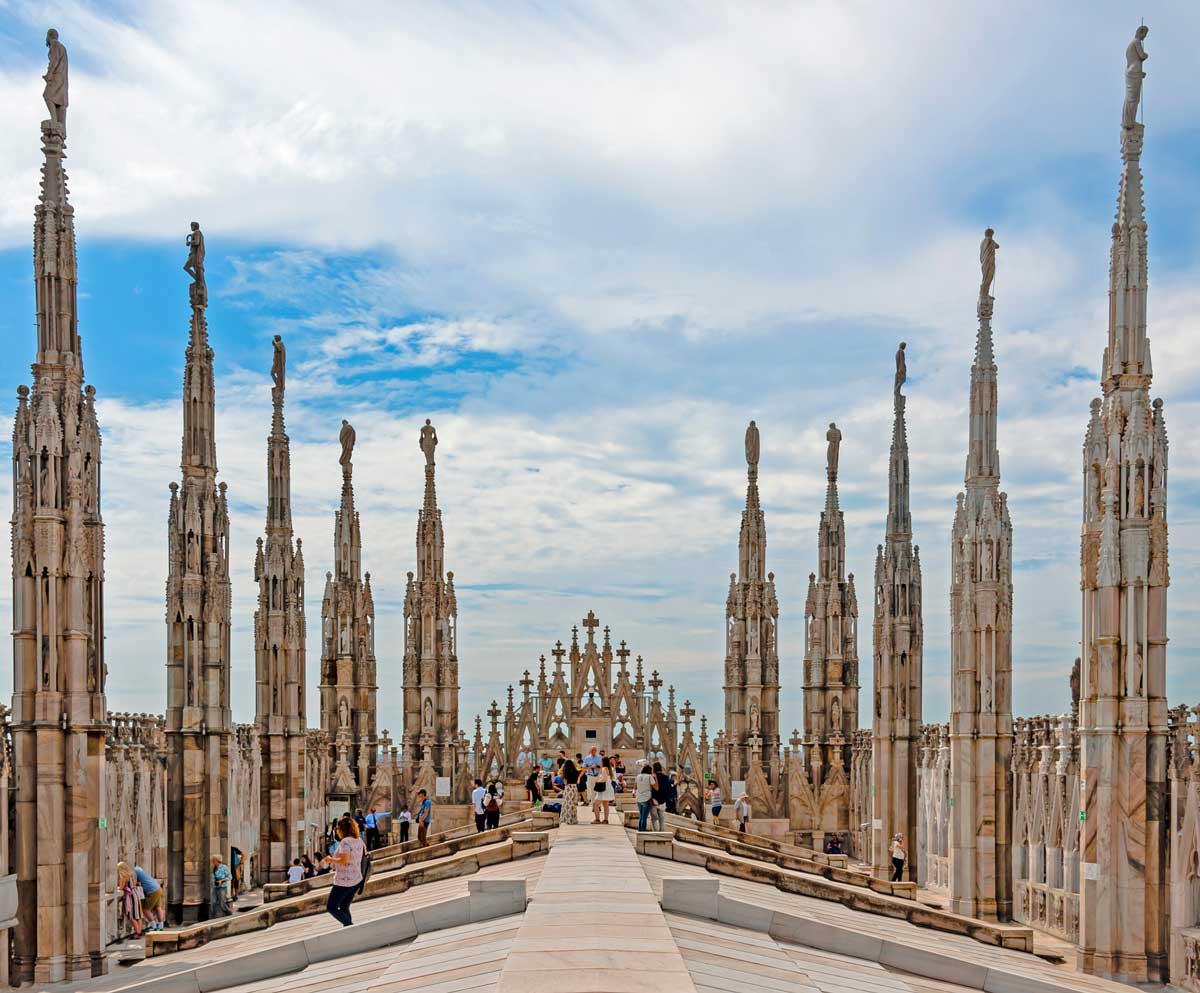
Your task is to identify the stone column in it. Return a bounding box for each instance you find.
[1077,31,1169,981]
[948,249,1014,922]
[11,55,109,981]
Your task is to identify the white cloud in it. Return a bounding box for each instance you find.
[1,1,1199,737]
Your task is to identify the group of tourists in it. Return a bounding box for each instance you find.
[115,861,166,937]
[471,777,506,831]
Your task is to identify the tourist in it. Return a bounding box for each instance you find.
[365,808,379,850]
[651,761,670,832]
[354,808,367,837]
[319,814,366,927]
[540,751,554,779]
[827,835,843,856]
[891,834,906,881]
[301,854,316,878]
[471,778,487,833]
[525,767,542,806]
[484,781,503,830]
[230,846,243,898]
[710,783,723,823]
[415,788,433,845]
[211,854,233,917]
[115,862,145,938]
[582,746,600,803]
[287,858,305,884]
[614,753,626,777]
[635,764,654,831]
[142,865,165,931]
[666,769,679,814]
[559,756,580,825]
[735,794,751,834]
[592,756,613,824]
[398,804,412,843]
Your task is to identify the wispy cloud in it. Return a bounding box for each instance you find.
[0,2,1198,735]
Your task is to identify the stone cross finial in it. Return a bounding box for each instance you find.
[520,670,533,699]
[582,611,600,641]
[616,640,630,669]
[682,700,695,734]
[487,700,501,731]
[649,670,662,695]
[552,641,566,669]
[790,728,803,751]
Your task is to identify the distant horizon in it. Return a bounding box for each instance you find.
[2,4,1199,739]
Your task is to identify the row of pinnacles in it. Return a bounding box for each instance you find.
[0,20,1186,991]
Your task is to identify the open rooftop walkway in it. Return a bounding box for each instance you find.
[20,818,1161,993]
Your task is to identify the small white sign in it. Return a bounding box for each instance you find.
[872,819,883,830]
[435,776,451,798]
[732,780,746,800]
[1082,862,1100,881]
[295,819,305,832]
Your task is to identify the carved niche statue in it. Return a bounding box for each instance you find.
[749,699,760,735]
[745,419,760,470]
[271,335,286,394]
[980,227,999,299]
[894,342,907,397]
[826,422,842,478]
[338,696,350,728]
[1123,25,1149,129]
[43,29,68,129]
[419,418,438,467]
[423,698,434,729]
[1070,656,1081,711]
[339,419,356,469]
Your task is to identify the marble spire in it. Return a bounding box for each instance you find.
[403,419,460,781]
[871,345,923,881]
[948,230,1014,921]
[722,420,780,783]
[10,31,109,982]
[165,222,232,923]
[319,421,377,801]
[803,421,859,815]
[254,336,307,882]
[1077,24,1168,984]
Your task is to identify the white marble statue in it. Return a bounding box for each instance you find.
[980,228,998,299]
[43,29,67,129]
[826,422,842,478]
[1123,25,1149,129]
[420,418,438,467]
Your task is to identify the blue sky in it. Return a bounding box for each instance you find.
[1,1,1199,740]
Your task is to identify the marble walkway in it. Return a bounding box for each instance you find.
[494,821,697,993]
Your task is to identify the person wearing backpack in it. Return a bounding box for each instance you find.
[484,782,502,830]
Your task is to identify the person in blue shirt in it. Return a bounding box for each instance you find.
[416,789,433,846]
[364,809,379,850]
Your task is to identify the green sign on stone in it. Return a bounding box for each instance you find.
[98,817,107,829]
[1080,810,1086,821]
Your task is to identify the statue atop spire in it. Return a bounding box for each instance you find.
[42,28,67,131]
[184,222,205,308]
[979,227,999,301]
[339,418,356,472]
[271,334,286,396]
[1123,24,1149,129]
[894,342,907,398]
[745,419,760,471]
[420,417,438,466]
[825,422,842,480]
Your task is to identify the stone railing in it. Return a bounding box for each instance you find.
[916,723,949,890]
[1010,713,1079,942]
